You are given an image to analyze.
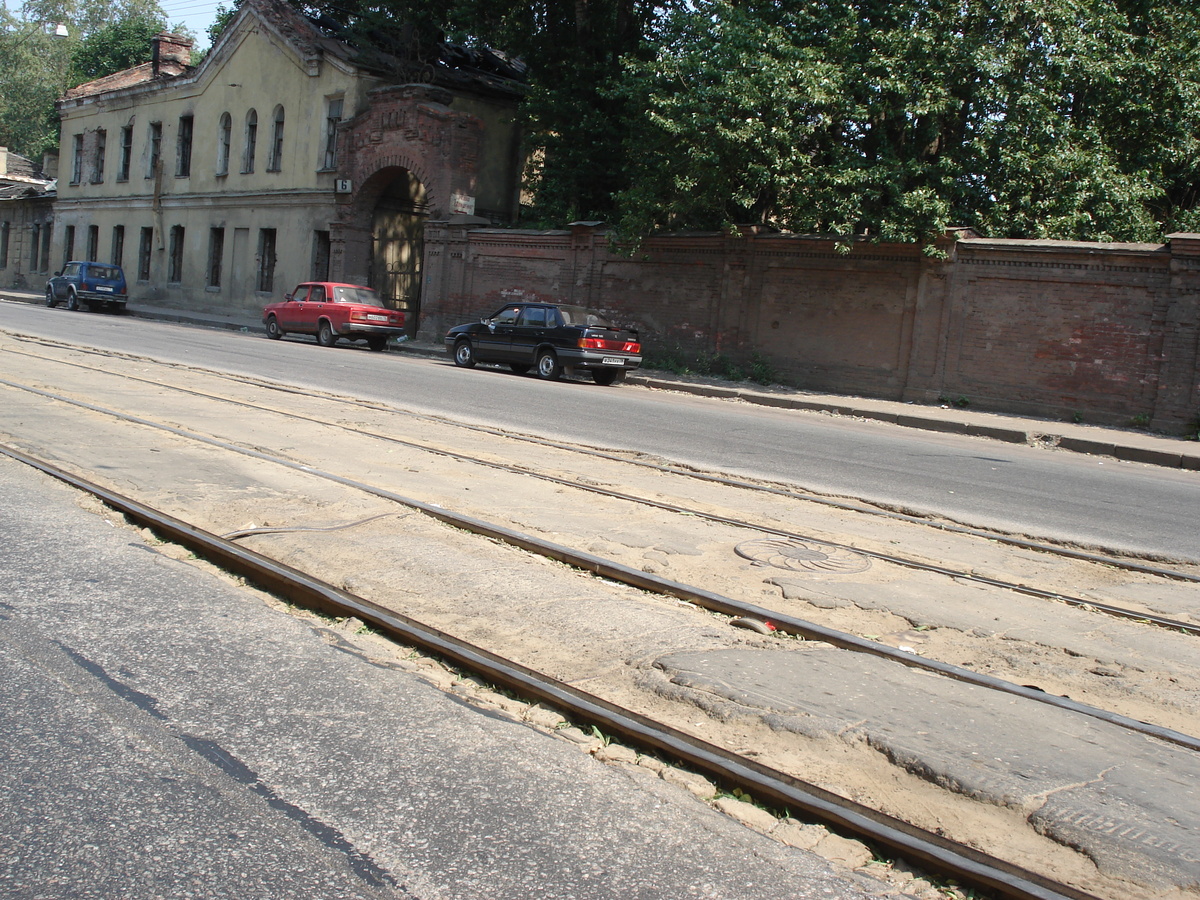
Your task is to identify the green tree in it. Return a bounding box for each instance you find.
[70,10,169,83]
[612,0,1200,244]
[1,0,178,161]
[0,10,75,160]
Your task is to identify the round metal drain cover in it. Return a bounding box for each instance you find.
[735,538,871,574]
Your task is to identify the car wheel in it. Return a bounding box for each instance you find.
[317,320,337,347]
[45,287,58,308]
[66,290,79,311]
[536,350,562,381]
[509,363,530,375]
[592,369,625,386]
[367,335,388,352]
[453,339,476,368]
[265,316,282,340]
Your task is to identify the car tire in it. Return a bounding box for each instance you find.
[453,340,476,368]
[317,320,337,347]
[265,316,282,340]
[536,350,562,381]
[367,335,388,352]
[66,290,79,311]
[592,369,625,386]
[45,287,57,308]
[509,363,530,375]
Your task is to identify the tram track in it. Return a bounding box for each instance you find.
[4,337,1200,898]
[2,373,1199,751]
[5,339,1199,622]
[1,345,1198,728]
[0,442,1101,900]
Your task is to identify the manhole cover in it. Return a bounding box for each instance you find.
[735,538,872,574]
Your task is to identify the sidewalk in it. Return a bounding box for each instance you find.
[4,287,1198,470]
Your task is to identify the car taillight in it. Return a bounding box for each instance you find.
[579,337,640,353]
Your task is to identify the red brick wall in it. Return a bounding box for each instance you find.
[420,225,1200,433]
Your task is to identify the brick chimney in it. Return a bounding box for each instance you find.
[152,32,194,76]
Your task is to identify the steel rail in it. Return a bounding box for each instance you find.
[0,442,1101,900]
[1,378,1198,754]
[5,349,1197,634]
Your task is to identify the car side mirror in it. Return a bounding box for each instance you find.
[54,271,61,277]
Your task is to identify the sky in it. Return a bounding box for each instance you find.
[159,0,222,50]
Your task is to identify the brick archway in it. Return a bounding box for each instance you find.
[330,84,484,303]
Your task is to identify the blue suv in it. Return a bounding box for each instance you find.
[46,261,128,312]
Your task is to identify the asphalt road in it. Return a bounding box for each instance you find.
[2,299,1197,561]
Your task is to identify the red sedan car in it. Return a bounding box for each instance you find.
[263,282,406,351]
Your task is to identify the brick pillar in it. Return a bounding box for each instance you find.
[415,220,478,341]
[1155,234,1200,433]
[566,221,601,307]
[901,228,963,403]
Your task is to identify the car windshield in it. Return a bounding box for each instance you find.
[332,286,386,307]
[557,305,611,328]
[89,265,121,280]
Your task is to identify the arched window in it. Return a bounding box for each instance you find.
[267,105,284,172]
[216,112,231,175]
[242,109,257,173]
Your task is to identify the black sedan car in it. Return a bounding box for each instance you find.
[445,302,642,385]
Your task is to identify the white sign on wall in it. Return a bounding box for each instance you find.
[451,190,476,215]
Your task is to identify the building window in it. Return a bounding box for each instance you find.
[71,134,83,184]
[312,230,331,280]
[147,121,162,178]
[242,109,257,174]
[87,225,99,261]
[138,227,153,281]
[256,228,276,292]
[168,225,185,283]
[91,129,106,183]
[207,227,224,288]
[41,223,52,272]
[111,225,125,269]
[176,114,194,177]
[0,222,9,269]
[322,97,343,170]
[267,105,284,172]
[62,225,75,269]
[216,112,231,175]
[29,224,40,270]
[117,124,133,181]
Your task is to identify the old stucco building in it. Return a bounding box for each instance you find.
[0,148,57,290]
[51,0,523,329]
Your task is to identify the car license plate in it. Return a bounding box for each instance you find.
[97,286,113,292]
[367,314,387,321]
[602,357,624,366]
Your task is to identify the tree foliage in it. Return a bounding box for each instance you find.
[612,0,1200,244]
[1,0,180,161]
[70,9,169,83]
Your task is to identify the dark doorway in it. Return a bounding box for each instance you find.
[369,169,428,336]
